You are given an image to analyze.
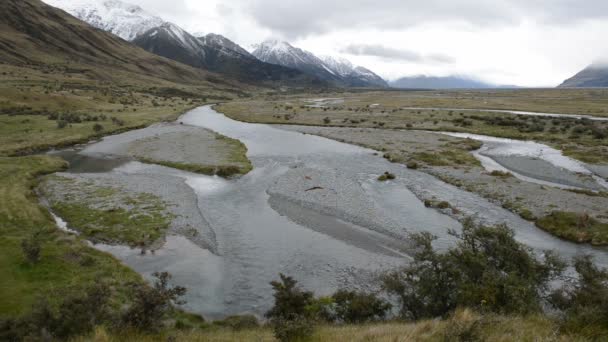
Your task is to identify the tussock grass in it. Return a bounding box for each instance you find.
[0,156,144,317]
[73,309,584,341]
[536,211,608,245]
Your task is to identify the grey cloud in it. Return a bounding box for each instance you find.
[342,44,455,64]
[342,44,422,61]
[242,0,608,39]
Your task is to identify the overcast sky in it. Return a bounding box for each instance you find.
[130,0,608,87]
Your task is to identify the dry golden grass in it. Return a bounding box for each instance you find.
[74,309,586,342]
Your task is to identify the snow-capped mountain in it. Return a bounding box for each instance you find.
[198,33,254,60]
[321,56,388,88]
[253,40,342,84]
[133,23,207,69]
[321,56,356,77]
[43,0,314,86]
[43,0,163,41]
[253,40,387,88]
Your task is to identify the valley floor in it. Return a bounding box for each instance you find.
[2,87,608,340]
[216,90,608,245]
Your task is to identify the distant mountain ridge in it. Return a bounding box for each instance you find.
[252,40,388,88]
[390,76,499,89]
[43,0,317,86]
[559,63,608,88]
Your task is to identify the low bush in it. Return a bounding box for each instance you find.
[266,274,315,341]
[551,255,608,339]
[330,290,391,324]
[382,219,565,320]
[21,231,42,264]
[120,272,187,332]
[489,170,513,178]
[378,172,396,181]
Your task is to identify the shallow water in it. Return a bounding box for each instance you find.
[440,132,608,190]
[50,105,608,319]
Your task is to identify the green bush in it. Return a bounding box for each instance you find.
[266,274,315,341]
[21,231,42,264]
[378,172,396,181]
[0,282,111,341]
[330,290,391,323]
[382,219,565,320]
[120,272,187,332]
[551,255,608,339]
[56,120,68,129]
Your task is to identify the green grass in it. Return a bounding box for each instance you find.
[489,170,514,178]
[410,149,481,167]
[40,177,173,247]
[0,156,144,317]
[536,211,608,245]
[136,133,252,178]
[52,203,170,247]
[139,159,251,177]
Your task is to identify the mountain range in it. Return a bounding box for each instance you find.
[252,40,388,88]
[559,63,608,88]
[43,0,386,88]
[390,76,502,89]
[0,0,230,87]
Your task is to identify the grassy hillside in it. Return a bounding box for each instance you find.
[0,0,254,321]
[0,156,146,317]
[0,0,256,156]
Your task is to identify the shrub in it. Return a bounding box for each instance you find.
[592,128,608,140]
[407,161,419,169]
[21,231,42,264]
[120,272,187,332]
[56,120,68,129]
[272,316,314,342]
[93,123,104,132]
[330,290,391,323]
[382,219,565,320]
[323,117,331,124]
[551,255,608,338]
[489,170,513,178]
[266,274,315,341]
[437,201,450,209]
[378,172,396,181]
[0,282,111,341]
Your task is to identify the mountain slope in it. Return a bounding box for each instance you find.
[390,76,495,89]
[132,23,208,69]
[253,40,386,88]
[43,0,164,41]
[559,63,608,88]
[253,40,343,85]
[43,0,317,86]
[0,0,238,87]
[196,34,315,85]
[321,56,388,88]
